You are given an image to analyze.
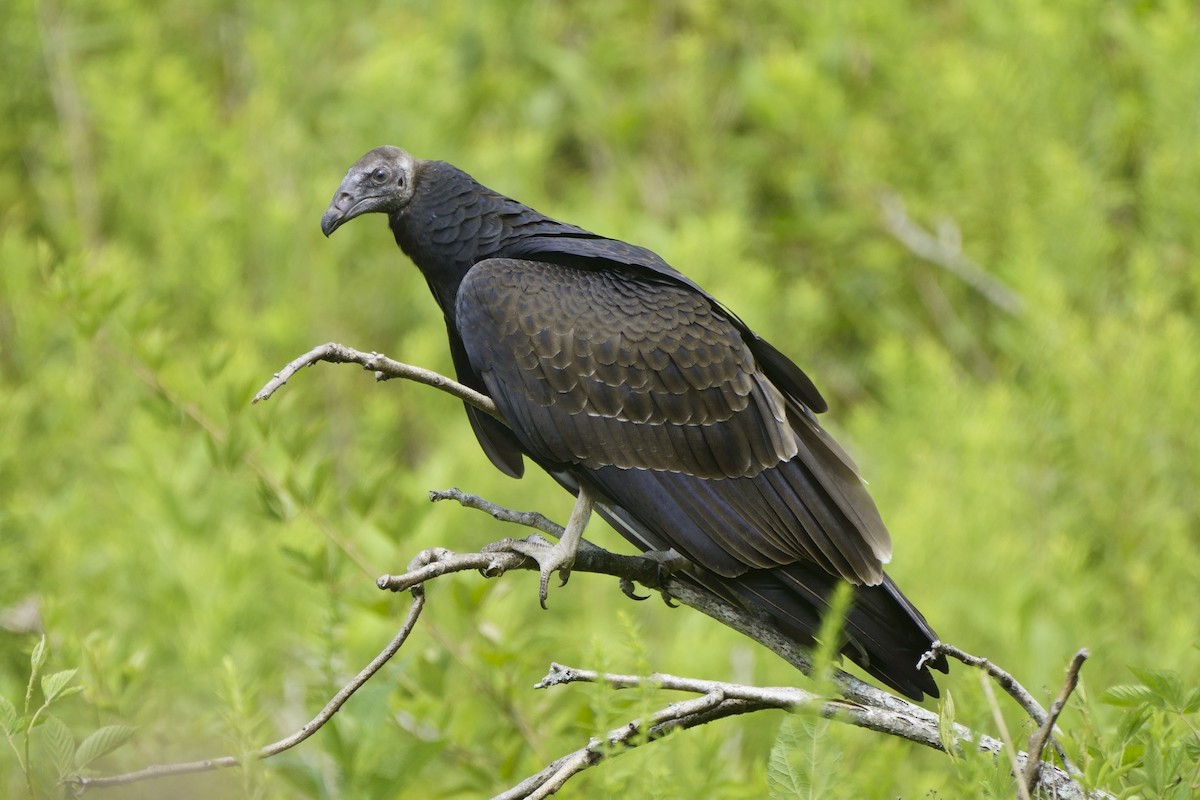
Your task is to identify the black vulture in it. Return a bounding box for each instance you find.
[320,147,947,699]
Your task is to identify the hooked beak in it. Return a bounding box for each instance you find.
[320,190,358,237]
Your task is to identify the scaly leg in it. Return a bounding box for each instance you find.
[501,484,595,608]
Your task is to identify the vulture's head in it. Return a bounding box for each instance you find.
[320,146,418,236]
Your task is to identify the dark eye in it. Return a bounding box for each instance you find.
[371,167,387,183]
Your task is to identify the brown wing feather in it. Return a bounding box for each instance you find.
[455,257,891,584]
[457,258,799,477]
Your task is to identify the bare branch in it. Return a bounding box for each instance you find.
[493,662,1109,800]
[404,492,1107,799]
[73,590,426,791]
[923,639,1077,774]
[879,193,1026,316]
[253,342,500,418]
[924,640,1050,726]
[1024,649,1089,793]
[378,537,675,596]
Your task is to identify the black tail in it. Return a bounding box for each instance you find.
[712,563,947,700]
[559,467,948,701]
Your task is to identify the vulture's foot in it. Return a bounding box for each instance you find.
[484,484,597,608]
[621,549,688,605]
[498,534,579,608]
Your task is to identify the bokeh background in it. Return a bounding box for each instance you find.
[2,0,1198,797]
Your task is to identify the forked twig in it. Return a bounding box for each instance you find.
[1023,649,1089,793]
[74,590,427,790]
[923,640,1078,775]
[253,342,500,418]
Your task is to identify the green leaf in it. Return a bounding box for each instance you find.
[1115,705,1152,743]
[26,636,48,716]
[257,477,291,522]
[30,636,48,676]
[767,714,837,800]
[938,689,960,761]
[0,693,18,734]
[74,724,137,770]
[1185,736,1200,765]
[1102,684,1156,708]
[1128,667,1184,708]
[40,714,75,780]
[41,669,78,704]
[767,713,809,799]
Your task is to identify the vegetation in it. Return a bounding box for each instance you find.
[2,0,1197,796]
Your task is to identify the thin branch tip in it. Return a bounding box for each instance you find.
[253,342,499,417]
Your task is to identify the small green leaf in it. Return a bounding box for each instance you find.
[0,693,18,734]
[1184,736,1200,764]
[30,636,48,675]
[1128,667,1183,708]
[257,477,291,521]
[26,636,48,715]
[767,713,810,799]
[767,713,838,800]
[1101,684,1155,707]
[75,724,137,770]
[306,457,335,503]
[41,669,78,704]
[40,714,75,779]
[1115,705,1152,743]
[1119,741,1145,767]
[938,689,960,761]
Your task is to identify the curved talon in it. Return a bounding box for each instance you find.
[475,486,595,608]
[489,534,578,608]
[659,590,679,608]
[620,578,650,601]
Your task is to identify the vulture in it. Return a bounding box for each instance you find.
[320,146,947,700]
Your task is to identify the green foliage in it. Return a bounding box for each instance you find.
[0,638,135,798]
[768,716,840,800]
[1084,662,1200,798]
[3,0,1199,797]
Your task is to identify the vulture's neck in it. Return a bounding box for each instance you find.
[389,161,590,321]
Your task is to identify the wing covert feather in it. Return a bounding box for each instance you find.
[457,258,800,478]
[455,257,890,584]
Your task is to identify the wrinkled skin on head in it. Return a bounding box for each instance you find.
[321,146,419,236]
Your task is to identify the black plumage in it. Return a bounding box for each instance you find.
[321,146,948,699]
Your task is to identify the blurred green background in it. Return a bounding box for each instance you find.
[2,0,1198,797]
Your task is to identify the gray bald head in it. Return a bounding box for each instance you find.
[320,146,420,236]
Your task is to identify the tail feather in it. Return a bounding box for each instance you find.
[564,466,948,701]
[725,564,947,699]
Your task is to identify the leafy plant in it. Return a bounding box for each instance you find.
[0,638,135,798]
[1090,663,1200,798]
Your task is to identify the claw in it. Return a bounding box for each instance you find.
[484,485,595,608]
[620,577,650,601]
[616,550,689,604]
[639,549,688,606]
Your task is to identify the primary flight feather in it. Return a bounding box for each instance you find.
[321,146,947,699]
